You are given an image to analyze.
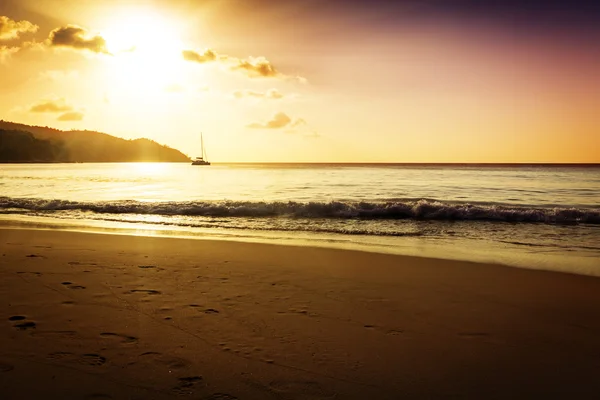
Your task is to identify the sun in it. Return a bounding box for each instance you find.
[101,10,187,95]
[102,11,183,53]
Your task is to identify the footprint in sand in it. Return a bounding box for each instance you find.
[14,321,36,330]
[189,305,221,313]
[100,332,138,344]
[129,289,161,295]
[269,380,335,398]
[178,376,203,386]
[138,265,157,269]
[172,376,203,396]
[68,261,98,266]
[26,254,44,258]
[8,316,26,321]
[0,361,14,372]
[61,282,86,289]
[79,354,107,367]
[16,271,41,276]
[386,329,404,336]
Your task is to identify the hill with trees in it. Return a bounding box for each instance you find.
[0,120,191,163]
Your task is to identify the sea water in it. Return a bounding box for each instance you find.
[1,163,599,276]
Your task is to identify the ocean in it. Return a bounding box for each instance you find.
[1,163,599,276]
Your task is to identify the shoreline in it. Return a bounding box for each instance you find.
[2,216,599,278]
[1,228,600,398]
[2,161,600,166]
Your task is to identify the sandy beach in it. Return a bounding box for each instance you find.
[1,227,599,399]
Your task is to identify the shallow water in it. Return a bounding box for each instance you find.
[1,163,599,275]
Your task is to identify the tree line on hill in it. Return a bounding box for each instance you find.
[0,120,191,163]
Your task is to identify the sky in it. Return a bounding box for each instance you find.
[0,0,598,162]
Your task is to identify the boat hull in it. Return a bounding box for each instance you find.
[191,160,211,165]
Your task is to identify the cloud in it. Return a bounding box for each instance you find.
[283,118,309,134]
[247,112,307,130]
[0,45,19,62]
[233,56,280,78]
[29,98,73,113]
[248,112,291,129]
[19,39,46,51]
[57,111,84,121]
[265,89,284,99]
[182,48,306,82]
[291,118,307,127]
[182,49,218,63]
[233,57,306,82]
[48,25,109,53]
[28,98,84,121]
[234,89,284,100]
[0,16,38,41]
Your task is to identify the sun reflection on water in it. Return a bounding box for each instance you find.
[131,162,168,176]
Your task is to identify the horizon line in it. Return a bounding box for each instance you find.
[212,162,600,166]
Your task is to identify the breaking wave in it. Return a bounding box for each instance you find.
[1,197,599,224]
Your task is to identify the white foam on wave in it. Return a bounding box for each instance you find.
[1,197,599,224]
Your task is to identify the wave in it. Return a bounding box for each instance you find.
[498,240,600,251]
[80,216,422,237]
[1,196,599,224]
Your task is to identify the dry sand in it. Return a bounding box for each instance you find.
[1,227,599,399]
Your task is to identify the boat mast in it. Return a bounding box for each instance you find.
[201,133,207,160]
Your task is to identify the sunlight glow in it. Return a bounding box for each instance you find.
[132,162,168,176]
[102,10,187,95]
[102,11,183,54]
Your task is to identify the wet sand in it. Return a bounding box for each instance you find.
[1,227,599,399]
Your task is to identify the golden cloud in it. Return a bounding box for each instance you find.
[247,112,306,130]
[182,48,306,82]
[233,56,306,82]
[233,56,279,78]
[57,111,84,121]
[0,16,38,40]
[48,25,109,53]
[234,89,284,99]
[29,98,73,113]
[182,49,218,63]
[0,45,19,62]
[291,118,307,127]
[18,40,46,52]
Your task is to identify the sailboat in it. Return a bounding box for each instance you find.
[191,133,210,166]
